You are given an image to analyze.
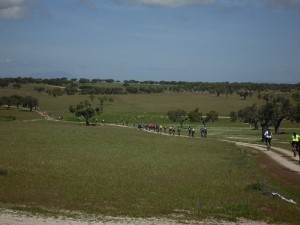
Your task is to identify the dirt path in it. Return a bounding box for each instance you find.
[223,140,300,175]
[0,209,271,225]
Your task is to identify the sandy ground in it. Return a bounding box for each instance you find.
[0,209,272,225]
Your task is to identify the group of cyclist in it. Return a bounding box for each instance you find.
[264,128,300,159]
[138,123,207,138]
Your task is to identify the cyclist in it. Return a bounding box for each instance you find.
[291,131,300,157]
[264,128,272,150]
[177,127,181,136]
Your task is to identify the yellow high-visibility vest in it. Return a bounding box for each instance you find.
[292,134,300,142]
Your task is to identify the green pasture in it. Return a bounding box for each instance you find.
[1,84,300,224]
[0,83,265,120]
[0,119,300,224]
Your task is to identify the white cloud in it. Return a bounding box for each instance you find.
[0,58,14,65]
[0,0,27,8]
[227,0,300,9]
[0,57,27,66]
[117,0,300,9]
[118,0,216,7]
[81,0,97,11]
[0,0,33,20]
[263,0,300,9]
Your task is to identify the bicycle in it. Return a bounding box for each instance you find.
[292,142,299,158]
[264,129,272,151]
[265,138,271,151]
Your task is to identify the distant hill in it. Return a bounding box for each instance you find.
[29,71,75,79]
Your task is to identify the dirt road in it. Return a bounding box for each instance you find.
[0,209,271,225]
[223,140,300,174]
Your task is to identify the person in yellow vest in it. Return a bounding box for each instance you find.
[291,131,300,157]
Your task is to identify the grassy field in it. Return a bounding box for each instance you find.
[1,85,300,224]
[0,83,265,121]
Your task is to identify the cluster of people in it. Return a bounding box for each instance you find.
[264,128,300,158]
[163,126,180,136]
[137,123,207,138]
[188,126,208,138]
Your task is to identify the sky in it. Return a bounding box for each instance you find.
[0,0,300,83]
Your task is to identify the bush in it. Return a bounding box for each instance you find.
[0,115,16,121]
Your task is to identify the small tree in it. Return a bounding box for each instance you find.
[0,95,24,109]
[231,93,295,140]
[34,86,45,94]
[13,83,22,89]
[205,110,218,123]
[230,111,238,122]
[108,96,114,103]
[10,95,24,108]
[98,96,107,105]
[236,104,259,130]
[79,78,90,84]
[64,86,78,95]
[1,96,13,109]
[167,108,188,128]
[23,96,38,111]
[237,89,249,100]
[98,96,114,105]
[0,79,9,88]
[291,103,300,122]
[69,100,101,126]
[188,108,203,123]
[291,92,300,122]
[46,88,64,98]
[260,94,293,134]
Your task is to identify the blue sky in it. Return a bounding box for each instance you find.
[0,0,300,83]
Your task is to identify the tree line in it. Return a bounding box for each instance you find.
[1,77,299,96]
[0,95,38,111]
[167,108,218,128]
[1,77,299,130]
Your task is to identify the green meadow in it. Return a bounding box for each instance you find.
[1,84,300,224]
